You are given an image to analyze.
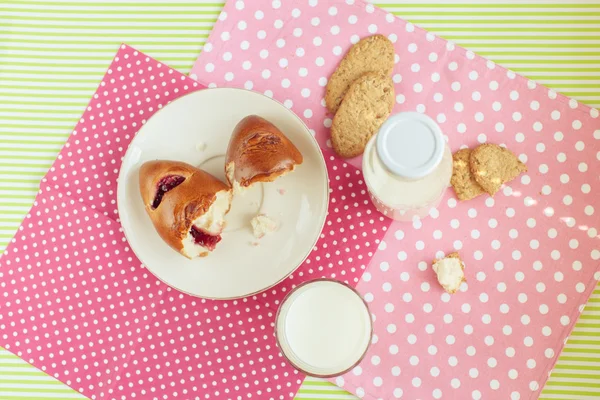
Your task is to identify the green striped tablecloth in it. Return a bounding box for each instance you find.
[1,1,599,399]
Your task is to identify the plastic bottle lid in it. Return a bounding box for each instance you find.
[376,112,445,179]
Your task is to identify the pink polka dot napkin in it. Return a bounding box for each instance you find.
[191,0,600,399]
[0,44,390,400]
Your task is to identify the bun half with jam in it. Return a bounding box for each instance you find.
[139,160,232,258]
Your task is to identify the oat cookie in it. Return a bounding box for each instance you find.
[470,144,527,196]
[451,148,485,201]
[325,35,395,114]
[331,72,395,158]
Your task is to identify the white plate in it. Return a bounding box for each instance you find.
[117,88,329,299]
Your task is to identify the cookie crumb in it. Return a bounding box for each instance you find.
[432,252,466,294]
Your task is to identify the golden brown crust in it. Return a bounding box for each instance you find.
[469,144,527,196]
[225,115,303,188]
[139,160,230,254]
[451,148,485,201]
[325,34,395,114]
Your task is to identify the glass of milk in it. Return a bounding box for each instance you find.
[275,279,372,377]
[362,112,453,221]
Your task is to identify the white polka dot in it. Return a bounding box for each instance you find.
[466,346,476,356]
[582,184,592,194]
[452,82,461,91]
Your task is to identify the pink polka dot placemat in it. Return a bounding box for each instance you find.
[0,44,390,400]
[190,0,600,399]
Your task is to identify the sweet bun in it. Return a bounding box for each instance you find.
[139,160,232,258]
[225,115,303,191]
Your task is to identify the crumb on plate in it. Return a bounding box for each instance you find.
[196,142,207,152]
[251,214,279,239]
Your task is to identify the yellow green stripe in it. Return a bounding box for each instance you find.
[1,2,600,400]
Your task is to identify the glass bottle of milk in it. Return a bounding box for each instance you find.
[362,112,453,221]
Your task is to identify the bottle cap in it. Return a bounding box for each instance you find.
[376,112,445,179]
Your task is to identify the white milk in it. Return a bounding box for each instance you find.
[276,280,372,377]
[363,112,453,221]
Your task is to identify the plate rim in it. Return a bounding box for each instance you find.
[116,87,330,300]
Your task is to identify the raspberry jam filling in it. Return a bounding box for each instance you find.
[152,175,185,209]
[190,226,222,251]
